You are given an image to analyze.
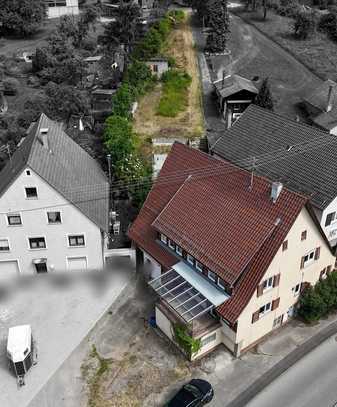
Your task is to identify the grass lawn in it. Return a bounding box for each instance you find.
[235,8,337,80]
[133,12,204,140]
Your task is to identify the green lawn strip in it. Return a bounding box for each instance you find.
[157,70,192,117]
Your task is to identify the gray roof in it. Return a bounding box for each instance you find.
[214,74,258,99]
[210,104,337,210]
[0,114,109,231]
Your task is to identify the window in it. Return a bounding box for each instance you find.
[47,0,67,7]
[218,278,226,290]
[187,254,194,265]
[47,211,61,224]
[168,239,175,250]
[160,234,167,244]
[303,250,315,267]
[195,261,203,272]
[25,187,37,199]
[293,283,301,296]
[26,170,31,176]
[200,332,216,347]
[208,270,217,282]
[175,245,183,256]
[301,230,307,241]
[68,235,85,247]
[153,64,159,73]
[263,276,274,290]
[0,238,10,252]
[29,237,46,249]
[7,214,22,225]
[273,315,283,328]
[259,302,271,316]
[325,212,336,227]
[282,240,288,251]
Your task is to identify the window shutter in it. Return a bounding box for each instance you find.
[300,256,305,269]
[272,297,280,311]
[257,284,264,297]
[314,247,321,260]
[273,274,280,287]
[252,310,259,323]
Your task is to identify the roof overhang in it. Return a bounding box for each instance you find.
[149,261,229,323]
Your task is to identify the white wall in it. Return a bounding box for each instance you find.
[143,249,161,279]
[47,0,79,19]
[321,196,337,246]
[0,168,104,275]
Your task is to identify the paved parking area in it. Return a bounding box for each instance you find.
[0,264,131,407]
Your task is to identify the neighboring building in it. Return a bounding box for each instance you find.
[45,0,79,19]
[129,142,335,359]
[302,79,337,134]
[0,114,109,277]
[84,55,103,75]
[213,74,258,128]
[91,88,117,119]
[211,104,337,248]
[146,58,170,78]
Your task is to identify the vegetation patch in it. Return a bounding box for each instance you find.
[157,70,192,117]
[173,323,201,358]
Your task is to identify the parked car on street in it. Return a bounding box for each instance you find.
[166,379,214,407]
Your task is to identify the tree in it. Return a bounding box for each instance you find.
[102,2,141,53]
[111,83,135,118]
[206,0,230,53]
[254,78,274,111]
[293,10,316,39]
[124,61,153,96]
[298,286,328,322]
[0,0,46,37]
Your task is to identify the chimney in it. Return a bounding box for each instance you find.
[327,85,334,113]
[271,181,283,203]
[39,128,49,150]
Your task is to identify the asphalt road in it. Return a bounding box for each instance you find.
[246,335,337,407]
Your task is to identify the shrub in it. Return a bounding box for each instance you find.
[157,70,192,117]
[276,0,301,17]
[3,77,20,96]
[318,11,337,41]
[111,83,135,118]
[173,323,201,358]
[293,10,317,39]
[124,61,154,97]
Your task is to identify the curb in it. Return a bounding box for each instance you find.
[225,320,337,407]
[230,10,325,81]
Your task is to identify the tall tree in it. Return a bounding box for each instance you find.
[102,1,141,53]
[0,0,46,37]
[254,78,274,111]
[206,0,230,53]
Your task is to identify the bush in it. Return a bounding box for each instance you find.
[318,11,337,40]
[111,83,135,118]
[276,0,301,17]
[293,10,317,39]
[3,77,20,96]
[157,70,192,117]
[124,61,154,97]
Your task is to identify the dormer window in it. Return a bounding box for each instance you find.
[175,245,183,256]
[208,270,217,282]
[25,187,37,199]
[168,240,175,250]
[196,261,203,272]
[160,234,167,244]
[187,254,194,265]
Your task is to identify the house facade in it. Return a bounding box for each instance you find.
[45,0,79,19]
[0,114,109,277]
[146,58,169,78]
[129,143,335,359]
[211,104,337,248]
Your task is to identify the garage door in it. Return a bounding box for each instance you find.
[67,257,87,271]
[0,260,19,279]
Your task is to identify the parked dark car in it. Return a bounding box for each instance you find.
[167,379,214,407]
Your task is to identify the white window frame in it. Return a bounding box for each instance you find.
[26,169,31,176]
[47,211,62,224]
[28,236,47,250]
[160,234,167,244]
[217,278,226,290]
[263,276,274,291]
[259,302,271,317]
[187,254,194,265]
[293,283,301,296]
[68,234,86,248]
[168,239,175,250]
[66,255,88,270]
[175,245,183,256]
[325,212,337,227]
[0,238,10,252]
[24,186,38,199]
[7,213,22,226]
[196,261,203,272]
[303,249,315,268]
[208,270,216,282]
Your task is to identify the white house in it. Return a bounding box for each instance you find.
[0,114,109,277]
[210,104,337,248]
[45,0,79,19]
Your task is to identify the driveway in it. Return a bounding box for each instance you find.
[0,263,131,407]
[191,9,322,145]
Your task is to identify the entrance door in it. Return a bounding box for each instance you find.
[67,256,87,271]
[35,263,47,273]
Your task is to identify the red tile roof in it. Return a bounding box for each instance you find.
[129,143,308,323]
